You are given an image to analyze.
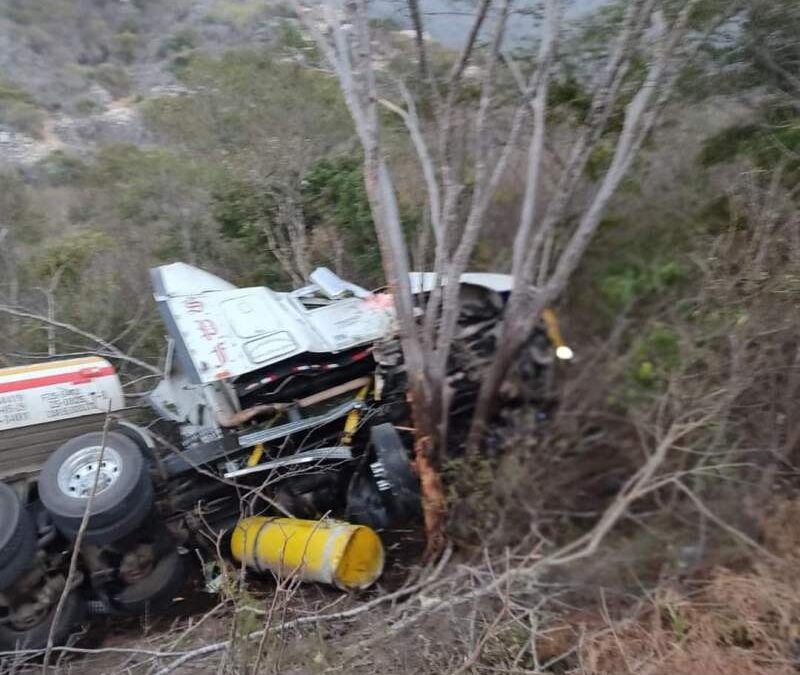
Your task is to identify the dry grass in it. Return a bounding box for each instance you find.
[548,498,800,675]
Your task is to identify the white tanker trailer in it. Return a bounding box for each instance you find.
[0,264,566,652]
[0,357,125,479]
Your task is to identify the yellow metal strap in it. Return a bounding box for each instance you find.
[541,308,565,348]
[247,443,265,467]
[341,385,369,445]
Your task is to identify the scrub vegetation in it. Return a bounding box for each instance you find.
[1,0,799,672]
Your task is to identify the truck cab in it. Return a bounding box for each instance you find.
[0,263,563,651]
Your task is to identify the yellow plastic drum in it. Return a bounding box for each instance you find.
[230,517,385,590]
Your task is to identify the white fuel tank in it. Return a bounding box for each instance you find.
[0,357,125,432]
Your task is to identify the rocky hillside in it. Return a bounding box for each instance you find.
[0,0,296,165]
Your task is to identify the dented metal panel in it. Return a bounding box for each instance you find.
[151,263,394,385]
[162,287,311,382]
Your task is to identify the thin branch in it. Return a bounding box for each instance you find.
[379,84,443,244]
[0,305,162,375]
[672,479,779,561]
[43,405,113,672]
[511,0,560,275]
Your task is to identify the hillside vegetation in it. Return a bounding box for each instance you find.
[1,0,799,672]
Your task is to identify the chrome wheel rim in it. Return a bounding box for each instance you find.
[56,446,123,498]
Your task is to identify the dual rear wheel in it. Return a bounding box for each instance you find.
[0,430,183,652]
[0,482,83,651]
[38,431,154,545]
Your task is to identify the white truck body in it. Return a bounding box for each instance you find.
[0,357,125,432]
[0,357,125,480]
[151,263,396,385]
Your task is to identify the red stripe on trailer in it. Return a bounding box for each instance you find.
[0,366,116,394]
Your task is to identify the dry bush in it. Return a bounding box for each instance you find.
[529,498,800,675]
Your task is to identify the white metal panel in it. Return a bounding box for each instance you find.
[222,294,276,338]
[153,264,397,383]
[0,357,125,432]
[408,272,515,294]
[243,332,298,364]
[164,287,312,382]
[302,298,395,352]
[153,262,236,299]
[459,273,514,293]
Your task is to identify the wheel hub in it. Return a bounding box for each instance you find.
[10,600,48,630]
[56,446,123,498]
[6,574,66,631]
[119,544,155,584]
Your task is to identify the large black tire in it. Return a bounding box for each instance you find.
[0,590,84,651]
[369,424,421,522]
[345,467,390,530]
[113,550,186,615]
[345,425,421,529]
[51,479,154,546]
[0,483,37,591]
[38,432,152,538]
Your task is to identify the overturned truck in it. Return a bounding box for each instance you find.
[0,264,566,650]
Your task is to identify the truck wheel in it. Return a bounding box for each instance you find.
[346,425,421,529]
[50,478,154,545]
[38,432,153,540]
[114,550,185,615]
[369,424,421,522]
[346,467,391,530]
[0,590,84,651]
[0,483,37,591]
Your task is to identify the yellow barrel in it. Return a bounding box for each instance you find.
[230,517,385,590]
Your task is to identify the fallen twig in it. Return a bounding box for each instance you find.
[151,543,453,674]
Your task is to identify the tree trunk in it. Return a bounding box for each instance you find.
[466,316,531,452]
[407,371,447,557]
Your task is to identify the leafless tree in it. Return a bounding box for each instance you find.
[291,0,736,551]
[258,182,313,286]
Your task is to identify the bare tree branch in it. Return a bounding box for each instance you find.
[0,305,162,375]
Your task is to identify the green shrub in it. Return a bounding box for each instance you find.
[630,323,682,387]
[93,64,131,98]
[37,151,88,186]
[548,74,591,118]
[0,76,35,105]
[111,32,141,64]
[699,123,760,166]
[157,29,197,58]
[31,229,113,285]
[585,142,613,180]
[0,171,46,244]
[205,0,267,28]
[0,101,44,137]
[0,76,44,136]
[277,20,305,50]
[599,257,690,312]
[73,98,99,116]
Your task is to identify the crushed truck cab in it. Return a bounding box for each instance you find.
[0,263,565,651]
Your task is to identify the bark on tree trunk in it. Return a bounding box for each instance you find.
[466,313,535,452]
[408,376,447,557]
